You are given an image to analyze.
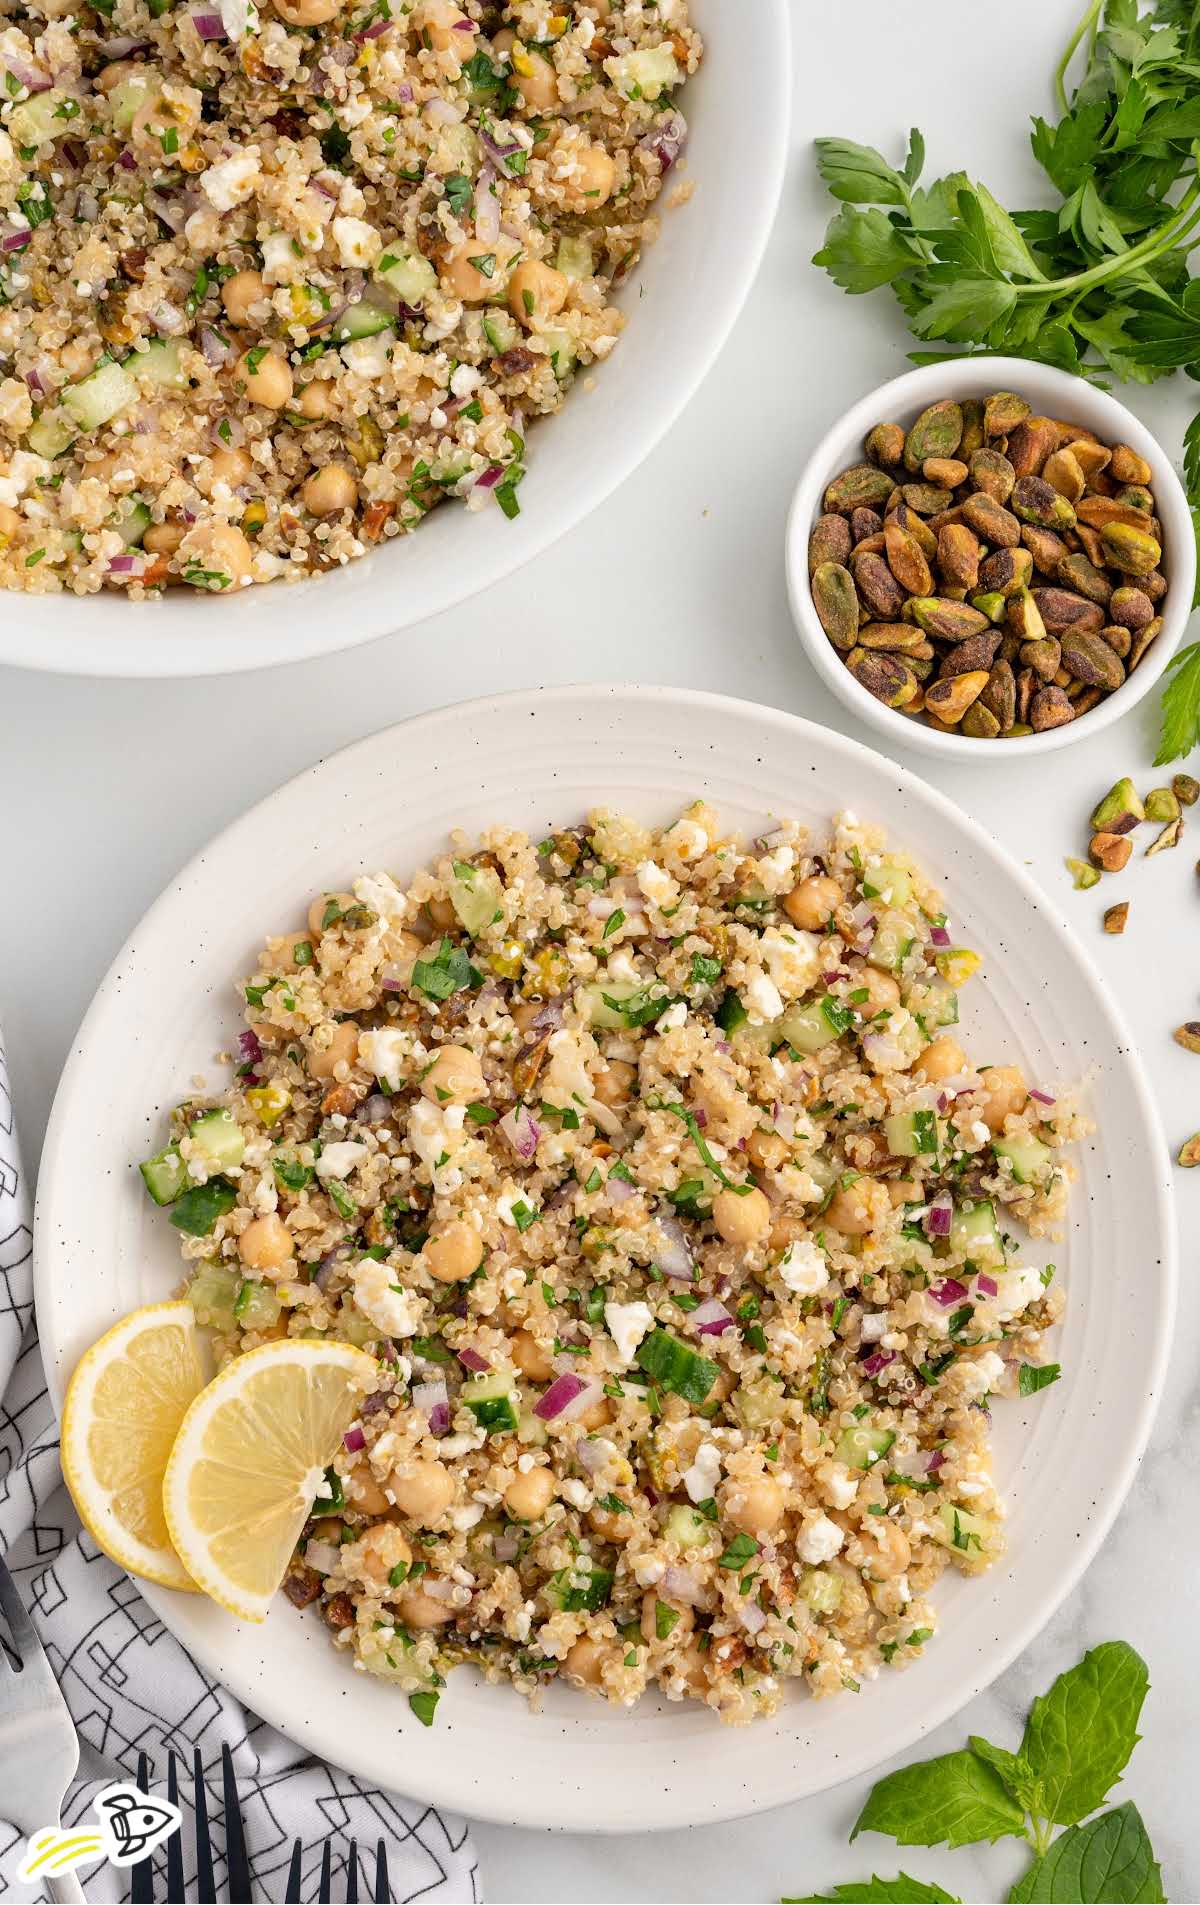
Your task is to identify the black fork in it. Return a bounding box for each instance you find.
[284,1833,392,1902]
[127,1742,252,1902]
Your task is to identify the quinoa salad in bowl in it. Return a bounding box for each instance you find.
[0,0,698,595]
[132,800,1079,1727]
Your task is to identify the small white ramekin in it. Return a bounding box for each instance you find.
[785,355,1196,760]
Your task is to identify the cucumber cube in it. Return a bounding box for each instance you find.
[776,999,839,1055]
[462,1372,519,1435]
[62,359,136,432]
[861,862,912,907]
[834,1421,896,1470]
[665,1504,712,1550]
[169,1177,237,1237]
[949,1199,1004,1267]
[449,861,503,937]
[140,1142,187,1206]
[234,1279,282,1330]
[884,1109,939,1159]
[374,247,437,305]
[992,1133,1053,1185]
[189,1108,245,1171]
[187,1262,241,1319]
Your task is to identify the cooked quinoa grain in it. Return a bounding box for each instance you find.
[144,805,1078,1724]
[0,1,698,597]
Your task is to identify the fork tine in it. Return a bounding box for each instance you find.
[193,1747,216,1905]
[0,1556,38,1657]
[346,1839,358,1905]
[221,1743,252,1904]
[318,1838,332,1905]
[166,1752,185,1904]
[373,1840,390,1905]
[129,1751,155,1905]
[284,1839,303,1904]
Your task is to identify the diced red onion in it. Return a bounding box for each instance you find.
[357,1093,391,1125]
[451,14,473,27]
[474,463,504,490]
[936,1092,949,1113]
[99,34,151,56]
[426,95,460,125]
[24,368,43,395]
[457,1346,490,1374]
[929,1277,969,1308]
[930,926,952,948]
[107,554,142,574]
[479,126,522,171]
[353,15,389,39]
[738,1600,767,1636]
[474,160,501,244]
[660,1564,705,1606]
[342,1423,366,1453]
[199,323,231,367]
[5,60,51,94]
[638,107,687,173]
[691,1297,733,1336]
[312,1249,345,1292]
[605,1172,635,1206]
[2,230,31,254]
[861,1347,896,1377]
[313,174,340,200]
[395,81,413,101]
[533,1371,588,1421]
[189,8,227,36]
[716,1038,731,1055]
[147,190,187,232]
[118,147,138,171]
[499,1102,541,1162]
[1029,1089,1056,1106]
[304,1538,341,1575]
[849,900,877,930]
[693,1107,707,1128]
[654,1213,694,1283]
[61,139,86,169]
[237,1028,263,1066]
[413,1377,450,1434]
[575,1438,608,1477]
[925,1194,953,1238]
[975,1273,998,1298]
[362,1389,392,1416]
[493,1529,519,1562]
[927,1449,946,1472]
[821,970,846,986]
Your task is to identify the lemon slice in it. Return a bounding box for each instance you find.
[60,1301,209,1591]
[162,1338,377,1622]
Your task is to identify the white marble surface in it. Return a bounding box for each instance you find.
[2,0,1198,1896]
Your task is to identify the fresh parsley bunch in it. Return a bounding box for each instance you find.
[812,0,1200,762]
[786,1641,1164,1903]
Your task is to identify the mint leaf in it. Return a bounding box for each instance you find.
[1008,1803,1164,1903]
[851,1748,1028,1850]
[969,1735,1038,1810]
[1014,1642,1149,1827]
[785,1878,960,1903]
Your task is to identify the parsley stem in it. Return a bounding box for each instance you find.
[1054,0,1103,115]
[1012,180,1200,301]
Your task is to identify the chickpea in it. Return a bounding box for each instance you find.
[855,966,900,1014]
[641,1590,694,1645]
[563,1635,607,1689]
[221,269,267,328]
[344,1521,412,1589]
[562,142,615,211]
[415,0,476,53]
[397,1582,454,1628]
[346,1460,391,1517]
[858,1518,910,1581]
[825,1177,889,1238]
[725,1475,785,1539]
[390,1460,455,1525]
[977,1064,1028,1135]
[575,1397,612,1433]
[180,520,254,588]
[421,1220,484,1283]
[235,347,293,410]
[59,338,97,380]
[309,1020,360,1081]
[511,1329,554,1382]
[747,1129,788,1172]
[513,46,558,111]
[94,58,142,93]
[589,1503,635,1543]
[302,464,358,517]
[421,1044,485,1104]
[310,1516,344,1544]
[503,1465,555,1520]
[143,520,185,556]
[207,445,253,488]
[238,1212,294,1271]
[296,378,335,421]
[913,1035,968,1085]
[425,894,457,932]
[673,1638,709,1697]
[783,874,842,931]
[307,891,355,937]
[712,1184,770,1247]
[0,504,21,542]
[592,1059,635,1109]
[508,258,568,328]
[440,238,519,305]
[272,0,342,22]
[887,1176,921,1207]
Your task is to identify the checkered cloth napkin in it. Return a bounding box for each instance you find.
[0,1039,479,1903]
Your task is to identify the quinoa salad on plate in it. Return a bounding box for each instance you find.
[0,0,698,595]
[139,803,1078,1726]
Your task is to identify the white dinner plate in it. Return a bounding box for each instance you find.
[35,686,1176,1831]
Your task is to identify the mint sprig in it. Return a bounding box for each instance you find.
[786,1880,960,1904]
[788,1643,1164,1903]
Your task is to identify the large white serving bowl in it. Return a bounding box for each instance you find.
[1,5,789,680]
[35,686,1175,1831]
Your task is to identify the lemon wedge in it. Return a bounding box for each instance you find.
[162,1338,377,1621]
[60,1301,208,1591]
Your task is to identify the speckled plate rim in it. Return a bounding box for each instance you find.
[34,685,1176,1831]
